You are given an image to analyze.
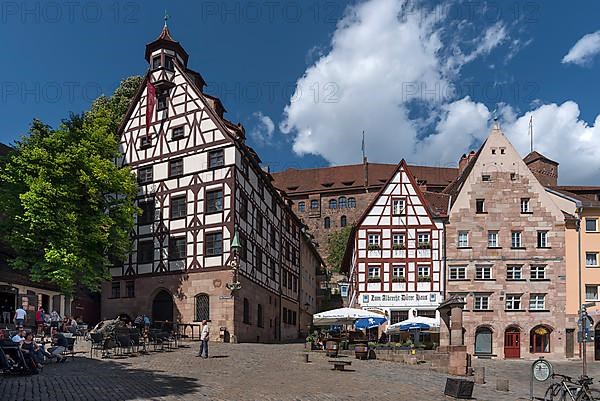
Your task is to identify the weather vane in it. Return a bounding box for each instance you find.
[164,10,171,27]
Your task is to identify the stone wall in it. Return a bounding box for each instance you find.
[446,173,567,359]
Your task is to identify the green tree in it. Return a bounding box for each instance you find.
[0,76,143,293]
[326,225,354,272]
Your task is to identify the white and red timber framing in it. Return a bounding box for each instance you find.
[101,25,323,343]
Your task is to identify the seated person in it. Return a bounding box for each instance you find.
[47,332,68,363]
[21,332,50,369]
[11,328,26,344]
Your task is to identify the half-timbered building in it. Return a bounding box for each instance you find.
[100,25,322,343]
[343,160,447,326]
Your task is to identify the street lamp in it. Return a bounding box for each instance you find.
[226,228,242,293]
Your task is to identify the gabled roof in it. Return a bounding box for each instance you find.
[340,160,444,273]
[523,150,559,166]
[547,186,600,208]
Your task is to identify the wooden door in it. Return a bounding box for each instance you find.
[504,330,520,359]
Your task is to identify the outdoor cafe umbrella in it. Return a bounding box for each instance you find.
[354,316,387,330]
[385,316,440,334]
[312,308,383,326]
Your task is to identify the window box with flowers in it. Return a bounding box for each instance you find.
[392,244,406,250]
[367,276,381,283]
[417,242,431,249]
[417,276,431,282]
[392,276,406,283]
[368,244,381,251]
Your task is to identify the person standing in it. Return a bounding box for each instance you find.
[35,306,45,335]
[1,299,11,324]
[50,310,60,330]
[198,320,209,359]
[14,306,27,328]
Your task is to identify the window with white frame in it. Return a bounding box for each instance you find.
[417,233,430,247]
[587,252,599,267]
[488,231,499,247]
[368,234,381,249]
[474,294,490,310]
[521,198,531,213]
[475,265,493,280]
[392,233,405,249]
[586,285,599,301]
[392,265,405,278]
[586,218,598,233]
[531,265,547,280]
[507,265,523,280]
[368,266,380,278]
[392,198,405,215]
[505,294,522,310]
[458,231,469,248]
[529,294,546,310]
[449,266,466,280]
[417,266,430,278]
[511,231,522,248]
[537,231,549,248]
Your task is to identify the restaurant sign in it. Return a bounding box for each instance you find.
[360,292,441,307]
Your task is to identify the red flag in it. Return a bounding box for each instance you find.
[146,81,156,131]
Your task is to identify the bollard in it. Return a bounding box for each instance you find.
[304,353,309,363]
[474,367,485,384]
[496,378,509,392]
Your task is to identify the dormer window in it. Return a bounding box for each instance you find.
[165,56,174,71]
[152,55,161,70]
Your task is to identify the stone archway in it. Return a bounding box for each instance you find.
[152,289,174,323]
[530,325,552,354]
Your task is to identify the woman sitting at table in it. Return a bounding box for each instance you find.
[21,332,51,368]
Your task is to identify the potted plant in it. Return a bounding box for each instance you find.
[417,242,431,249]
[367,276,381,283]
[392,243,406,250]
[417,275,431,282]
[392,276,406,282]
[306,334,315,350]
[367,244,381,251]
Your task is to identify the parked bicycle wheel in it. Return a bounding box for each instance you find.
[576,388,600,401]
[544,383,566,401]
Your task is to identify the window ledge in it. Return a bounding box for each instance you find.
[472,309,494,312]
[458,246,472,249]
[505,309,527,312]
[487,246,502,249]
[531,278,550,282]
[521,212,533,215]
[205,210,223,215]
[449,279,470,282]
[474,279,495,282]
[507,279,527,282]
[476,212,488,215]
[586,265,600,268]
[170,216,186,220]
[511,247,527,250]
[528,309,551,313]
[537,247,552,249]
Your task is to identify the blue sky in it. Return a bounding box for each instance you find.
[2,0,600,183]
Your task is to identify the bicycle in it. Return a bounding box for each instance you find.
[545,373,600,401]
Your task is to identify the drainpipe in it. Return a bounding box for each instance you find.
[576,205,585,374]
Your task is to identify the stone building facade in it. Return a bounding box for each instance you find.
[101,25,321,343]
[444,124,567,359]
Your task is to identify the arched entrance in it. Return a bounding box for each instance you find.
[474,327,493,355]
[530,325,552,354]
[504,326,521,359]
[152,290,174,323]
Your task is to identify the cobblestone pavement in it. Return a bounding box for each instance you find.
[2,341,600,401]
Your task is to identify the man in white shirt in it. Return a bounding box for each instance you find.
[14,306,27,328]
[197,320,209,359]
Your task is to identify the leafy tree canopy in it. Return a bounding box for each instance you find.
[0,76,143,294]
[326,225,354,273]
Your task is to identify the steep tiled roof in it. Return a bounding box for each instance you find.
[423,191,450,218]
[271,163,457,195]
[523,151,559,166]
[0,143,12,156]
[548,186,600,207]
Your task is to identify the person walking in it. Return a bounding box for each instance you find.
[35,306,45,335]
[197,320,209,359]
[14,306,27,328]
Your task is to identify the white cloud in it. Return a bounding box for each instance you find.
[280,0,600,184]
[249,112,275,146]
[502,101,600,185]
[562,31,600,66]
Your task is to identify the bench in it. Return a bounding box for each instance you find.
[329,360,352,371]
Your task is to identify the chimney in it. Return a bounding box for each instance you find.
[458,151,476,175]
